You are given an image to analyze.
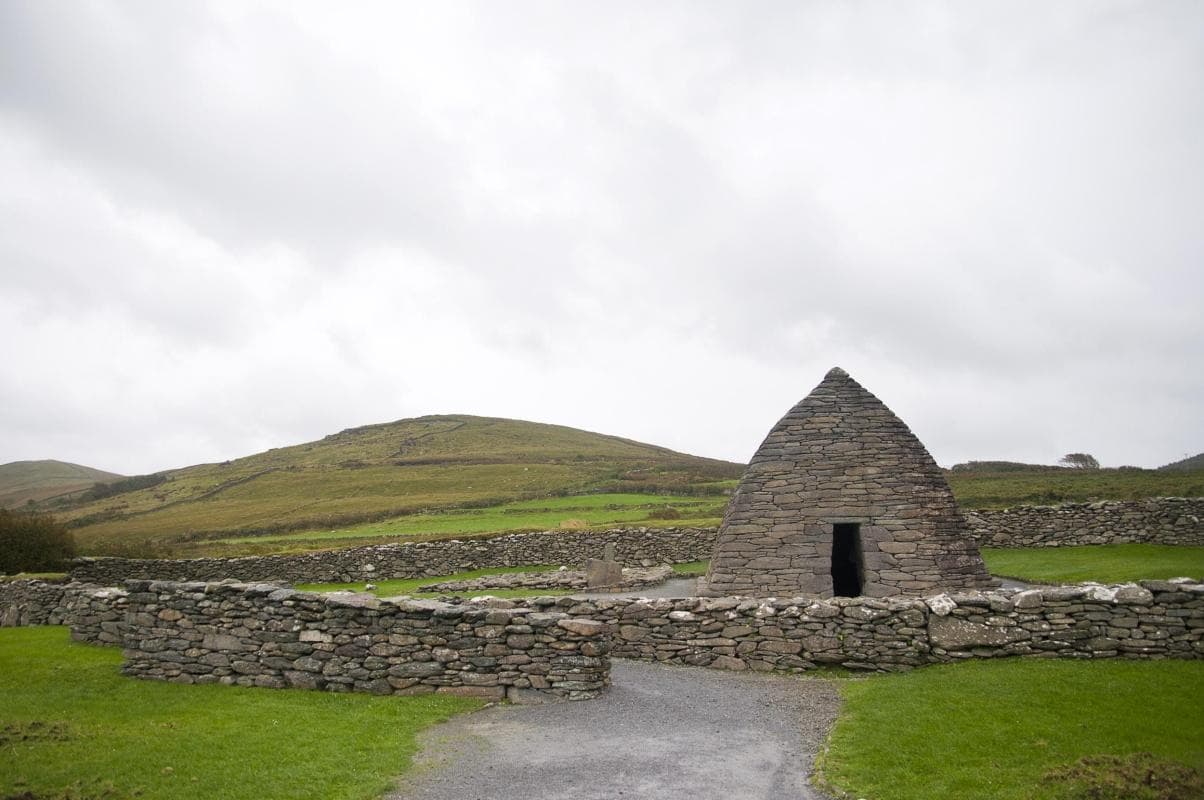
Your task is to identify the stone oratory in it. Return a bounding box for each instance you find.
[701,367,993,598]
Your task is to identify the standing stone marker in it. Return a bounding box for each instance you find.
[585,541,624,588]
[701,367,992,598]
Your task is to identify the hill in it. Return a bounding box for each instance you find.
[948,461,1056,473]
[0,460,124,509]
[56,415,743,555]
[945,466,1204,509]
[1160,453,1204,472]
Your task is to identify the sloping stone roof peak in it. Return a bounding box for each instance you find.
[703,368,992,598]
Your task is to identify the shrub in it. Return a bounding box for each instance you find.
[0,510,77,573]
[79,473,166,502]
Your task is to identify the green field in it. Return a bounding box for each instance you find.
[820,658,1204,800]
[208,493,726,555]
[51,415,740,557]
[0,627,479,800]
[295,565,573,598]
[22,409,1201,560]
[7,627,1201,800]
[981,544,1204,584]
[947,468,1204,509]
[664,547,1203,586]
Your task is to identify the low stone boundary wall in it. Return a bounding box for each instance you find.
[418,566,672,594]
[119,580,610,701]
[504,579,1203,671]
[0,579,71,626]
[0,579,127,645]
[965,498,1204,548]
[68,499,1203,587]
[5,577,1201,687]
[71,527,717,585]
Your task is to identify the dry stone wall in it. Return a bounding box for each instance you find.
[5,576,1201,694]
[70,527,716,586]
[965,498,1204,548]
[514,579,1203,671]
[119,580,610,701]
[0,579,128,645]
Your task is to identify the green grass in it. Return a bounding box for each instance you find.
[210,493,726,553]
[820,658,1204,800]
[295,565,574,598]
[981,544,1204,584]
[947,468,1204,509]
[0,627,481,800]
[0,572,68,582]
[670,560,709,576]
[54,410,1203,561]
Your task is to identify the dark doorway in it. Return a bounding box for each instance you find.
[831,523,864,597]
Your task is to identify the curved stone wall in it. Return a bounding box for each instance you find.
[118,581,609,701]
[0,579,128,645]
[526,579,1203,670]
[965,498,1204,548]
[4,577,1200,697]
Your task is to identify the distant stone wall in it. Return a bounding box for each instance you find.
[523,579,1203,670]
[965,498,1204,548]
[67,498,1204,589]
[0,579,128,645]
[418,566,672,594]
[119,580,610,701]
[70,527,716,585]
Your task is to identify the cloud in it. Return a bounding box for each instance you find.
[0,0,1201,474]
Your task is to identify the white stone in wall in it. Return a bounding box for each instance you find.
[925,593,956,616]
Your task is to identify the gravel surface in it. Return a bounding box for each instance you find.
[571,576,700,599]
[389,659,841,800]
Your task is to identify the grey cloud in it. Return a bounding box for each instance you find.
[0,1,1200,473]
[0,2,466,261]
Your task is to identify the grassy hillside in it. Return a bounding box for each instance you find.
[39,417,1203,559]
[946,467,1204,509]
[0,460,124,509]
[194,493,728,557]
[58,415,742,556]
[1161,452,1204,471]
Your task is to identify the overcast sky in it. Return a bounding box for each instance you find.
[1,1,1201,476]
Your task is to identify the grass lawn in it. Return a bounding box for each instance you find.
[671,560,709,576]
[294,565,575,598]
[982,544,1204,584]
[819,658,1204,800]
[0,627,481,800]
[0,572,68,582]
[946,468,1204,509]
[211,493,725,553]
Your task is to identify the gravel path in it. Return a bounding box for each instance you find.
[389,659,840,800]
[572,575,701,599]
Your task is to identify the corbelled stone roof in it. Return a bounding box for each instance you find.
[702,367,992,598]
